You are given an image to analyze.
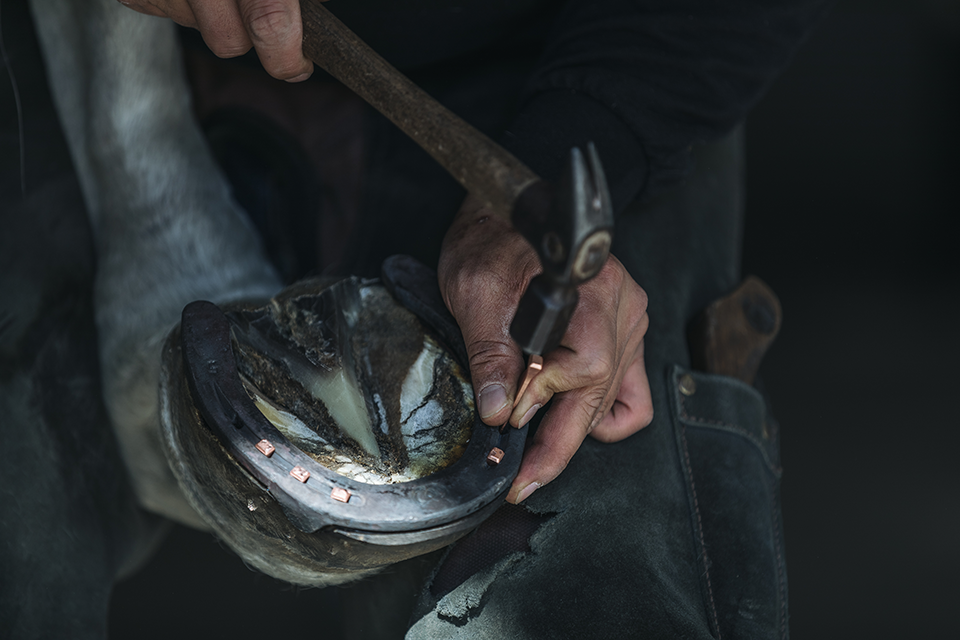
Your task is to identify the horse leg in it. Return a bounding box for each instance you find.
[28,0,282,527]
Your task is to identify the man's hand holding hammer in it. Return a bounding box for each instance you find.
[120,0,316,82]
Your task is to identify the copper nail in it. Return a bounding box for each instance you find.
[486,447,505,466]
[513,354,544,409]
[290,465,310,483]
[330,487,351,503]
[255,439,275,457]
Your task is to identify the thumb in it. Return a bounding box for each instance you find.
[438,196,537,426]
[460,322,525,426]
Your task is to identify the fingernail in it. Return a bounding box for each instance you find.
[478,385,507,419]
[286,71,312,83]
[518,404,542,428]
[516,482,541,504]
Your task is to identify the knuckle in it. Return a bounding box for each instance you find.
[629,281,649,316]
[244,3,295,38]
[467,340,516,375]
[582,354,614,385]
[246,2,290,37]
[580,389,608,431]
[601,256,626,285]
[595,255,648,313]
[589,255,626,294]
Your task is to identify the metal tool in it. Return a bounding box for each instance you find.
[299,0,615,358]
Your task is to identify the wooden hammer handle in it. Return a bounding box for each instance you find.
[687,276,782,385]
[299,0,538,217]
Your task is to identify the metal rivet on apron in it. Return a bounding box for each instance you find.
[678,374,697,396]
[330,487,351,503]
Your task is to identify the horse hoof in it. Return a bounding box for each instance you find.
[159,276,525,586]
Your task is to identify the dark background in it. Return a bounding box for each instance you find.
[109,1,960,637]
[742,0,960,636]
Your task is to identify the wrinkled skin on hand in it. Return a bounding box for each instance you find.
[439,196,654,504]
[118,0,316,81]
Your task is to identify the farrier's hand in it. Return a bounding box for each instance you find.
[439,196,654,504]
[118,0,315,81]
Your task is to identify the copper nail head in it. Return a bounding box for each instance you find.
[529,354,544,371]
[486,447,505,466]
[290,465,310,483]
[255,439,275,457]
[330,487,351,503]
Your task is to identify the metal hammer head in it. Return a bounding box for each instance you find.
[510,143,614,355]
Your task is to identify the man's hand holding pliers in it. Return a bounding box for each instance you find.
[440,194,652,504]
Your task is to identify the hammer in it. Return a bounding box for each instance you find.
[299,0,614,358]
